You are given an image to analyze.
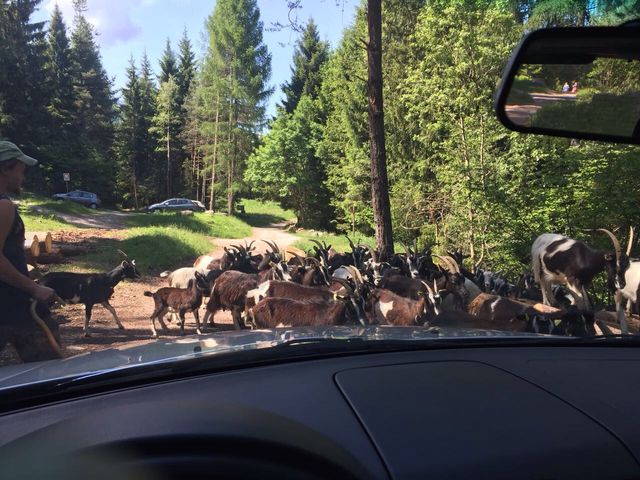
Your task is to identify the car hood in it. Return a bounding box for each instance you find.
[0,326,554,391]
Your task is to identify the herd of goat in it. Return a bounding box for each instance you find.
[33,227,639,339]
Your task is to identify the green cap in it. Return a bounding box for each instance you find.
[0,141,38,166]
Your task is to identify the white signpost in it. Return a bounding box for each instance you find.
[63,172,70,192]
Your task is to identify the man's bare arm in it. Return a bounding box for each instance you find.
[0,200,56,302]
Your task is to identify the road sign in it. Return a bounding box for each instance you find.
[63,173,70,182]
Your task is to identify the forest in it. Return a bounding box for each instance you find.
[2,0,640,275]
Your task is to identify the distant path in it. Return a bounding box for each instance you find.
[506,92,577,126]
[210,221,299,256]
[29,206,131,229]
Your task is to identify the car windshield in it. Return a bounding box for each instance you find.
[1,1,639,381]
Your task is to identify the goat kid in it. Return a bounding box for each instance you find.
[144,271,209,337]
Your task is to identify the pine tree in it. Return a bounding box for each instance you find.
[70,0,115,199]
[151,75,181,197]
[159,38,178,84]
[45,4,75,135]
[0,0,49,153]
[176,28,196,105]
[202,0,272,213]
[114,57,145,208]
[280,18,329,114]
[138,51,160,202]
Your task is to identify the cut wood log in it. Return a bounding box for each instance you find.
[44,232,53,253]
[57,245,91,256]
[34,251,65,264]
[30,235,40,258]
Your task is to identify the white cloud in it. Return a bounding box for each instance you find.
[44,0,143,47]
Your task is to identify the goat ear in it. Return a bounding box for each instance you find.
[604,253,614,261]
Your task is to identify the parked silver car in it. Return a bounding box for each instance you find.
[51,190,101,209]
[146,197,205,213]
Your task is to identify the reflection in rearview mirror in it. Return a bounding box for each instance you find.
[505,59,640,137]
[495,26,640,144]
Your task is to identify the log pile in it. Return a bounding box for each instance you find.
[24,232,91,266]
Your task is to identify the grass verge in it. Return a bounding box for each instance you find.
[63,226,213,274]
[238,199,296,227]
[123,211,252,238]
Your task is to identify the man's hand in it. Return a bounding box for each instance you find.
[30,284,57,304]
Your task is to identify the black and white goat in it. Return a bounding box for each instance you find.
[38,254,141,336]
[367,280,441,326]
[531,229,629,311]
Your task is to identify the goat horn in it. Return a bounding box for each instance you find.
[246,240,255,251]
[344,265,363,288]
[420,280,433,295]
[364,245,378,263]
[434,255,452,272]
[345,235,356,251]
[261,240,276,253]
[305,256,320,267]
[444,255,461,274]
[290,252,305,266]
[310,239,325,251]
[117,249,130,260]
[627,226,635,257]
[598,228,622,263]
[332,277,353,297]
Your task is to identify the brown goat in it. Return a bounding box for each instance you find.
[144,272,208,337]
[204,270,259,330]
[245,297,351,329]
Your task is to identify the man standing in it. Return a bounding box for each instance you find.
[0,141,60,362]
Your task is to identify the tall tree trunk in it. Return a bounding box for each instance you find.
[226,96,234,215]
[367,0,394,260]
[166,125,171,196]
[209,91,220,212]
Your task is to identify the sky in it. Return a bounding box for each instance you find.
[33,0,359,118]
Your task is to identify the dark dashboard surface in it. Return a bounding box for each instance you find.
[1,346,639,480]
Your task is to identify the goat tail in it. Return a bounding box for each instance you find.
[159,270,171,278]
[143,291,154,297]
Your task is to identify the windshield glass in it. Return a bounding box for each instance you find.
[1,0,639,378]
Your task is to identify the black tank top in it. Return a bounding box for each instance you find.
[0,194,30,312]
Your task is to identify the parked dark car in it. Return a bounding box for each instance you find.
[51,190,101,209]
[146,197,205,213]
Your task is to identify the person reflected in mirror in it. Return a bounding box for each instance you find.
[562,81,570,93]
[0,141,60,363]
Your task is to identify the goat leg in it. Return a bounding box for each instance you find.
[83,304,94,337]
[231,307,244,330]
[193,309,202,335]
[102,301,125,330]
[615,290,629,334]
[179,310,186,336]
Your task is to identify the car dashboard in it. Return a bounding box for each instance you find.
[1,345,640,479]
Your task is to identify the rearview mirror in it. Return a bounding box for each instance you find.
[495,25,640,144]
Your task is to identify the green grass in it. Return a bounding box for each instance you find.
[65,226,214,274]
[238,199,296,227]
[294,230,408,255]
[123,211,252,238]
